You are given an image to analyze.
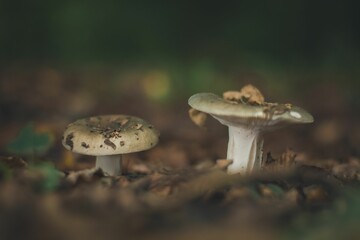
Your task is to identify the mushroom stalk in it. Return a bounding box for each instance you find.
[95,155,122,176]
[226,126,264,174]
[188,92,314,175]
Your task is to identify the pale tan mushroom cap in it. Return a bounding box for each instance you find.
[62,115,159,156]
[188,93,314,128]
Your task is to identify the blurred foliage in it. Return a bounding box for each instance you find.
[7,123,54,157]
[286,187,360,240]
[29,162,62,192]
[0,163,11,181]
[1,0,360,70]
[1,0,360,107]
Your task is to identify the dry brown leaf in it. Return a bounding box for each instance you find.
[150,171,165,182]
[130,163,153,174]
[115,176,130,188]
[238,84,265,105]
[225,186,251,203]
[66,168,104,184]
[279,148,297,166]
[215,159,233,170]
[188,108,207,128]
[303,185,328,203]
[332,163,359,180]
[223,84,265,105]
[263,149,298,172]
[151,185,172,197]
[259,184,275,198]
[284,188,301,205]
[195,160,215,170]
[223,91,243,102]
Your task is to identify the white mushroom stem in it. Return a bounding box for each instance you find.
[95,155,122,176]
[226,126,264,174]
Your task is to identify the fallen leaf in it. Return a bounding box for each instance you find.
[7,123,54,157]
[66,168,104,184]
[215,159,233,170]
[223,84,265,105]
[303,185,328,203]
[188,108,207,128]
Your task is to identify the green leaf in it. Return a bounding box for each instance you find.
[29,162,63,192]
[0,162,12,181]
[7,123,54,156]
[266,183,284,197]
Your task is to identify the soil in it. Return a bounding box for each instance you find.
[0,67,359,240]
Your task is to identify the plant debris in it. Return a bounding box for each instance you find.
[223,84,265,105]
[7,123,54,156]
[188,108,208,127]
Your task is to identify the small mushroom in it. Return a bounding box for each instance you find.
[188,92,313,174]
[62,115,159,176]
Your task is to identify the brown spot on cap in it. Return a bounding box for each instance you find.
[81,142,90,149]
[104,139,116,150]
[65,133,74,150]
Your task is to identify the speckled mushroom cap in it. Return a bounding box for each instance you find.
[188,93,314,128]
[62,115,159,156]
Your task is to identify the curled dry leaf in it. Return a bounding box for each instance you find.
[284,188,301,205]
[225,186,252,203]
[188,108,207,128]
[223,91,243,102]
[66,168,104,184]
[303,185,328,203]
[215,159,233,170]
[195,160,215,170]
[264,149,297,172]
[151,185,172,197]
[258,184,284,198]
[223,84,265,105]
[130,163,153,174]
[114,176,130,188]
[279,148,297,167]
[332,162,360,180]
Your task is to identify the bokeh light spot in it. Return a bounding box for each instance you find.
[141,70,171,101]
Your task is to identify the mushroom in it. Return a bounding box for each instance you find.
[62,115,159,176]
[188,92,313,174]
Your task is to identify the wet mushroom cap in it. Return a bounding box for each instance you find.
[62,115,159,156]
[188,93,314,128]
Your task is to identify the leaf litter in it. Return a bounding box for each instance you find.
[0,76,359,239]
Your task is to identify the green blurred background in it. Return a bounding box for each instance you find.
[1,0,360,103]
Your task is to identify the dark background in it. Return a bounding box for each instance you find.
[2,0,360,65]
[1,0,360,99]
[1,0,360,142]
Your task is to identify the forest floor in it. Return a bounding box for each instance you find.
[0,67,359,240]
